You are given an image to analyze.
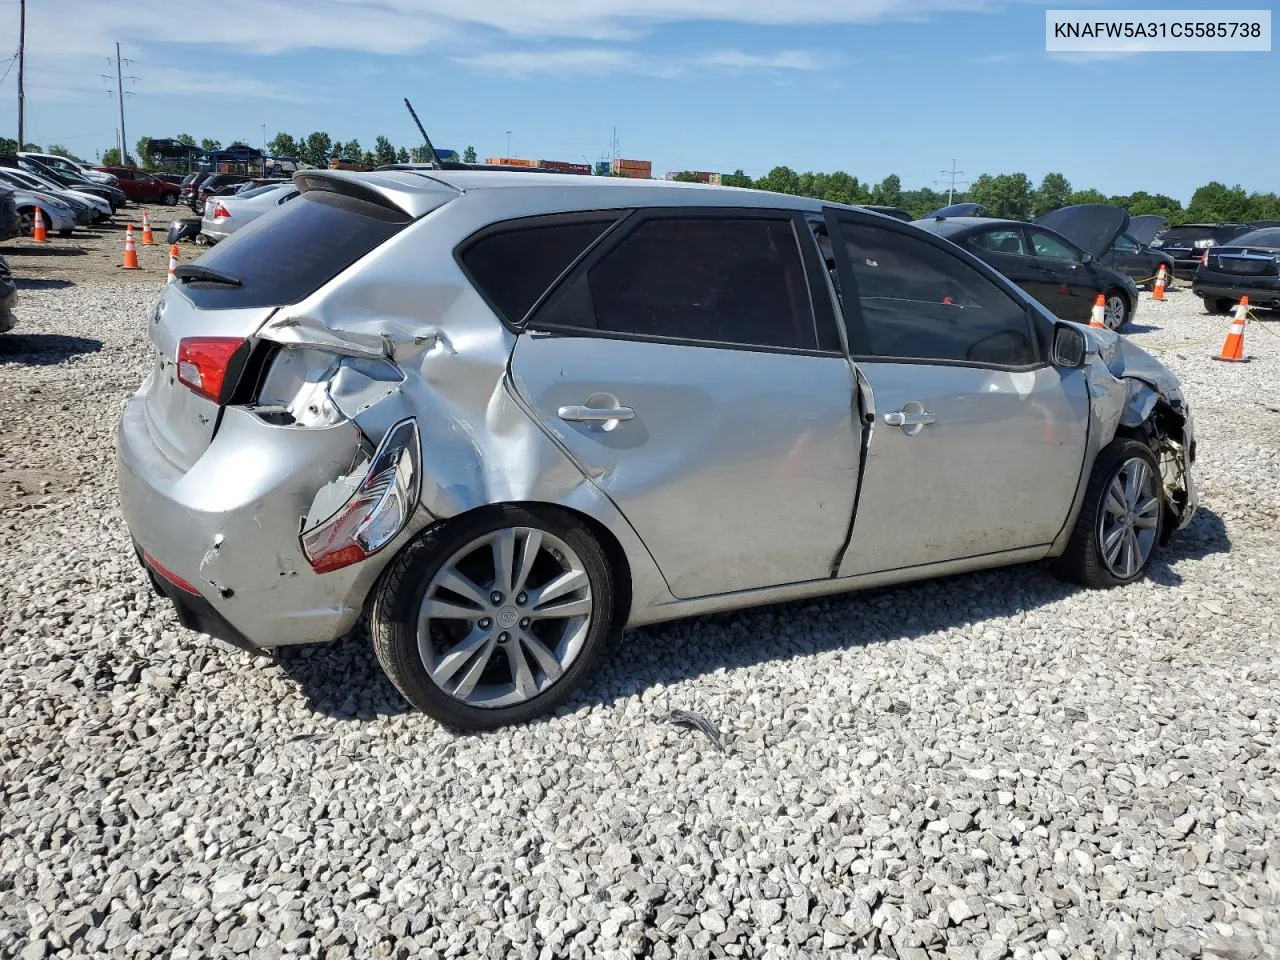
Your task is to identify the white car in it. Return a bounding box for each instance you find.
[0,168,112,222]
[11,189,78,236]
[20,152,119,186]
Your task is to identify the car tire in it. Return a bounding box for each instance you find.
[163,192,178,206]
[18,208,50,236]
[1052,438,1165,589]
[371,504,615,730]
[1104,289,1130,330]
[1201,296,1233,315]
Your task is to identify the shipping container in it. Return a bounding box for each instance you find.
[708,173,723,186]
[484,157,539,167]
[540,160,593,175]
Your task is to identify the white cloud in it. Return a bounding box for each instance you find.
[452,46,829,77]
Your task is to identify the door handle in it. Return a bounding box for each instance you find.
[884,409,935,427]
[557,404,635,423]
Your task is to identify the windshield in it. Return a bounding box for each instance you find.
[1224,228,1280,249]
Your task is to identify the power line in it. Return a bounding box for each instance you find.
[935,158,968,204]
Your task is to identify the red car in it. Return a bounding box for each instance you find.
[94,167,181,206]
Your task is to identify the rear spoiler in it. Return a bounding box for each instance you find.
[292,169,461,219]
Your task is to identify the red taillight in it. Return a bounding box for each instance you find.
[142,550,200,595]
[176,336,246,403]
[212,202,231,220]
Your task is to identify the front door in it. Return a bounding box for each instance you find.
[1027,226,1098,322]
[823,209,1091,576]
[510,209,861,599]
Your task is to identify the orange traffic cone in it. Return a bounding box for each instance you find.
[141,210,155,245]
[31,206,48,243]
[1089,293,1107,328]
[1152,265,1167,301]
[1213,297,1249,363]
[166,244,180,283]
[121,224,140,270]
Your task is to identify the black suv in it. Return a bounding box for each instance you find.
[189,174,252,214]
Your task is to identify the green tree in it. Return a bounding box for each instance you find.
[720,169,753,189]
[339,139,362,161]
[301,132,333,167]
[47,144,85,162]
[462,145,478,164]
[268,132,301,158]
[902,187,950,219]
[673,170,700,183]
[361,151,377,169]
[176,133,197,147]
[395,147,410,164]
[21,142,41,152]
[373,136,397,166]
[0,137,19,155]
[820,171,865,205]
[1186,181,1250,223]
[968,173,1033,220]
[200,138,222,152]
[1246,192,1280,221]
[135,137,155,169]
[1109,191,1184,223]
[870,174,903,208]
[1068,188,1107,206]
[1032,172,1072,216]
[755,165,802,196]
[100,147,134,166]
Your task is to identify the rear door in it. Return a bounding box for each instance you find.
[824,209,1090,575]
[506,208,861,599]
[966,225,1067,315]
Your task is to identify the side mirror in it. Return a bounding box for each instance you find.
[1051,324,1088,368]
[1080,251,1093,264]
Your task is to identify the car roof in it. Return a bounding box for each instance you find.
[912,215,1023,235]
[305,168,851,217]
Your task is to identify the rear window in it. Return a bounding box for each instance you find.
[459,217,616,325]
[1228,228,1280,248]
[177,191,411,309]
[1158,226,1219,242]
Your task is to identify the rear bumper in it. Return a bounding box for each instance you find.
[116,389,427,649]
[1192,278,1280,308]
[200,220,233,242]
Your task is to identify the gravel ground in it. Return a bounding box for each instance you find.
[2,205,194,288]
[1,278,1278,960]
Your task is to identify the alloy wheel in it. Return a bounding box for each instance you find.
[1105,294,1127,330]
[416,527,593,709]
[1098,457,1160,579]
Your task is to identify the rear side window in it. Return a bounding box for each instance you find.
[539,216,821,351]
[177,191,410,309]
[972,228,1028,256]
[834,218,1037,367]
[460,218,615,325]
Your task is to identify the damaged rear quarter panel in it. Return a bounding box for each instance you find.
[255,190,675,617]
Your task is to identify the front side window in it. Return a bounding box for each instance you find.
[1029,229,1080,262]
[540,216,820,351]
[834,218,1038,367]
[1112,234,1140,253]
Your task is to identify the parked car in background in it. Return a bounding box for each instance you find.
[924,202,988,218]
[200,182,299,242]
[1192,226,1280,313]
[914,204,1142,329]
[859,204,913,221]
[94,167,181,206]
[0,188,19,241]
[12,156,126,210]
[0,254,15,334]
[118,171,1197,729]
[20,151,119,186]
[1097,215,1176,289]
[189,174,252,214]
[153,173,187,186]
[0,167,112,222]
[233,178,291,194]
[1148,223,1252,278]
[9,187,78,236]
[178,173,212,208]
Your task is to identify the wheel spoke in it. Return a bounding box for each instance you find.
[420,596,484,621]
[1105,483,1128,518]
[505,640,539,700]
[430,627,492,686]
[436,568,490,608]
[529,597,592,620]
[1134,514,1159,529]
[528,569,588,609]
[450,635,499,699]
[512,529,543,597]
[1136,495,1160,518]
[518,631,563,681]
[1103,523,1127,561]
[1124,464,1144,509]
[491,528,517,595]
[1123,529,1142,577]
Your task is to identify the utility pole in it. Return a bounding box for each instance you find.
[16,0,25,149]
[115,43,127,164]
[505,130,512,158]
[937,158,967,205]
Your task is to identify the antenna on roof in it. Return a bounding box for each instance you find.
[403,98,445,168]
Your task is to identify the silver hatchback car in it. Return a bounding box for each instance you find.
[118,170,1198,729]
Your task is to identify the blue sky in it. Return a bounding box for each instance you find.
[0,0,1274,201]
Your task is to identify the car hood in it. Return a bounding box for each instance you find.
[1034,204,1129,260]
[1084,325,1183,403]
[924,201,988,219]
[1127,215,1166,247]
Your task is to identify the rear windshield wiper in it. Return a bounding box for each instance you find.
[174,264,243,287]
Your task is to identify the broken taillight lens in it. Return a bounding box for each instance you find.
[176,336,247,403]
[300,419,421,574]
[212,202,231,220]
